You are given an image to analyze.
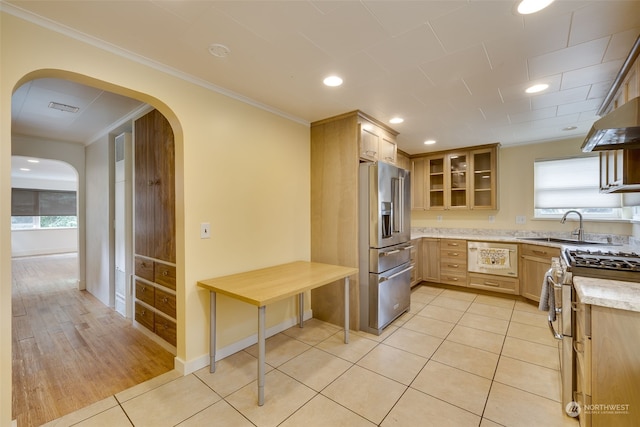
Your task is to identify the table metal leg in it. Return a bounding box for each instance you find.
[258,305,266,406]
[298,293,304,327]
[344,277,350,344]
[209,292,217,373]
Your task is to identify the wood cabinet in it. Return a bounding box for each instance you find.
[439,239,467,286]
[396,150,411,171]
[135,109,176,263]
[519,244,560,302]
[421,238,440,283]
[412,143,498,210]
[358,113,398,165]
[470,147,497,209]
[133,109,177,348]
[596,37,640,192]
[576,296,640,427]
[310,110,398,329]
[599,148,640,193]
[409,238,422,287]
[411,158,426,210]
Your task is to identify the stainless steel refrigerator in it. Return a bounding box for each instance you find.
[358,162,412,335]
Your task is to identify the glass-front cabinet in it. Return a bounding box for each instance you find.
[427,155,445,209]
[448,152,469,209]
[470,148,496,209]
[416,144,498,211]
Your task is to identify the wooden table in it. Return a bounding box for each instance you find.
[197,261,358,405]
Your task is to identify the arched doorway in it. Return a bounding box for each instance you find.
[11,75,179,426]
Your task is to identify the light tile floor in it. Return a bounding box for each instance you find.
[44,285,580,426]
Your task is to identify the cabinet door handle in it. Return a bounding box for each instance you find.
[532,250,548,255]
[162,270,169,276]
[447,243,459,246]
[447,252,459,256]
[483,281,500,287]
[447,264,459,268]
[162,297,169,304]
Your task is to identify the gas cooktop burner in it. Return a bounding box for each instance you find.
[564,248,640,282]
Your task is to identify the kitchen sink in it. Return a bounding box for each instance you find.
[519,237,612,245]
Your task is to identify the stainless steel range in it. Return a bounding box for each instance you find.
[564,249,640,282]
[547,248,640,417]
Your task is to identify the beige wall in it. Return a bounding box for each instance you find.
[1,12,310,425]
[411,138,634,238]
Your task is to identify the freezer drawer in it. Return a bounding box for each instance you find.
[369,243,412,274]
[368,262,412,332]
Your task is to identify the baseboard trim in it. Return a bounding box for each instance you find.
[175,309,313,375]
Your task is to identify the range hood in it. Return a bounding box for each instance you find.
[581,96,640,152]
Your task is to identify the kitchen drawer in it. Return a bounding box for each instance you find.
[155,262,176,290]
[135,256,154,281]
[155,315,177,346]
[155,288,176,318]
[467,272,519,295]
[440,241,467,261]
[135,280,155,306]
[441,239,466,251]
[440,259,466,273]
[135,302,155,332]
[520,244,560,259]
[439,271,467,286]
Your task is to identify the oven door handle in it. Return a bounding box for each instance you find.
[548,311,563,340]
[546,274,563,340]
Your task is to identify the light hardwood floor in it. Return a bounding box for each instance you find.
[12,253,174,427]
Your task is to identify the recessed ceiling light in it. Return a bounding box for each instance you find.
[525,83,549,94]
[323,76,343,87]
[27,159,40,163]
[48,101,79,113]
[20,168,30,172]
[563,126,578,131]
[517,0,554,14]
[208,43,230,58]
[424,140,436,145]
[389,117,404,124]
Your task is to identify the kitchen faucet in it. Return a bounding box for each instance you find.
[561,210,584,241]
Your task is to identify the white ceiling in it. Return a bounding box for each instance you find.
[4,0,640,157]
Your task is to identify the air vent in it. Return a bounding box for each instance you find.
[48,101,80,113]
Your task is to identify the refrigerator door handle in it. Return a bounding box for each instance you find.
[392,176,404,233]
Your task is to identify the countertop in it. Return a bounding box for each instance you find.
[410,230,640,313]
[573,277,640,312]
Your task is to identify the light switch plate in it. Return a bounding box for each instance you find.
[515,215,526,224]
[200,222,211,239]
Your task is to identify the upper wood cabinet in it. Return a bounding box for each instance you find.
[599,147,640,193]
[412,143,498,210]
[396,150,411,171]
[596,37,639,192]
[470,147,497,209]
[358,114,398,165]
[134,109,176,264]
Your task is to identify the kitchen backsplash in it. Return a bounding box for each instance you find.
[411,227,632,246]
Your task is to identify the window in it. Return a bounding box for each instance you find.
[534,156,622,219]
[11,188,78,230]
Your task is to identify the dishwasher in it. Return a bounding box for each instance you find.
[467,241,518,277]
